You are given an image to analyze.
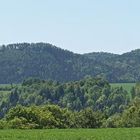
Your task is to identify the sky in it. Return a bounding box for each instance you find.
[0,0,140,54]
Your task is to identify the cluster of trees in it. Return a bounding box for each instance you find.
[1,97,140,129]
[0,43,140,83]
[0,105,105,129]
[0,77,130,118]
[0,77,140,128]
[104,97,140,128]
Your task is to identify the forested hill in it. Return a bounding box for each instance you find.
[0,43,140,83]
[0,43,107,84]
[85,49,140,82]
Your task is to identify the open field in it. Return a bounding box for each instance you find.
[0,128,140,140]
[111,83,135,92]
[111,83,135,94]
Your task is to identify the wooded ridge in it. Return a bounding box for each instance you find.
[0,43,140,83]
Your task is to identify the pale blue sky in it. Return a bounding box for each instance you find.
[0,0,140,54]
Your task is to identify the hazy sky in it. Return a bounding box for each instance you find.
[0,0,140,54]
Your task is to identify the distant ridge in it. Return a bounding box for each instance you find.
[0,42,140,83]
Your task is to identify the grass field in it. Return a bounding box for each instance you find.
[111,83,135,92]
[111,83,135,94]
[0,128,140,140]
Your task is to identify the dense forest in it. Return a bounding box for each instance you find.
[0,77,129,118]
[0,43,140,129]
[0,77,140,128]
[0,43,140,83]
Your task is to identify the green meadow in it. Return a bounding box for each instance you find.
[111,83,135,94]
[111,83,135,91]
[0,128,139,140]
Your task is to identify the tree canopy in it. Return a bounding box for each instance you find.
[0,43,140,83]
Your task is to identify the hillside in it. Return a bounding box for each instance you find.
[0,43,107,84]
[84,52,118,62]
[0,43,140,83]
[85,49,140,82]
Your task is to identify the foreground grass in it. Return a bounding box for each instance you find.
[0,128,140,140]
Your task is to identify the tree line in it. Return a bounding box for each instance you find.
[0,77,140,128]
[1,98,140,129]
[0,77,129,118]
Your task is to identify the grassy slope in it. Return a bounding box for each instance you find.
[111,83,135,95]
[111,83,135,92]
[0,128,139,140]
